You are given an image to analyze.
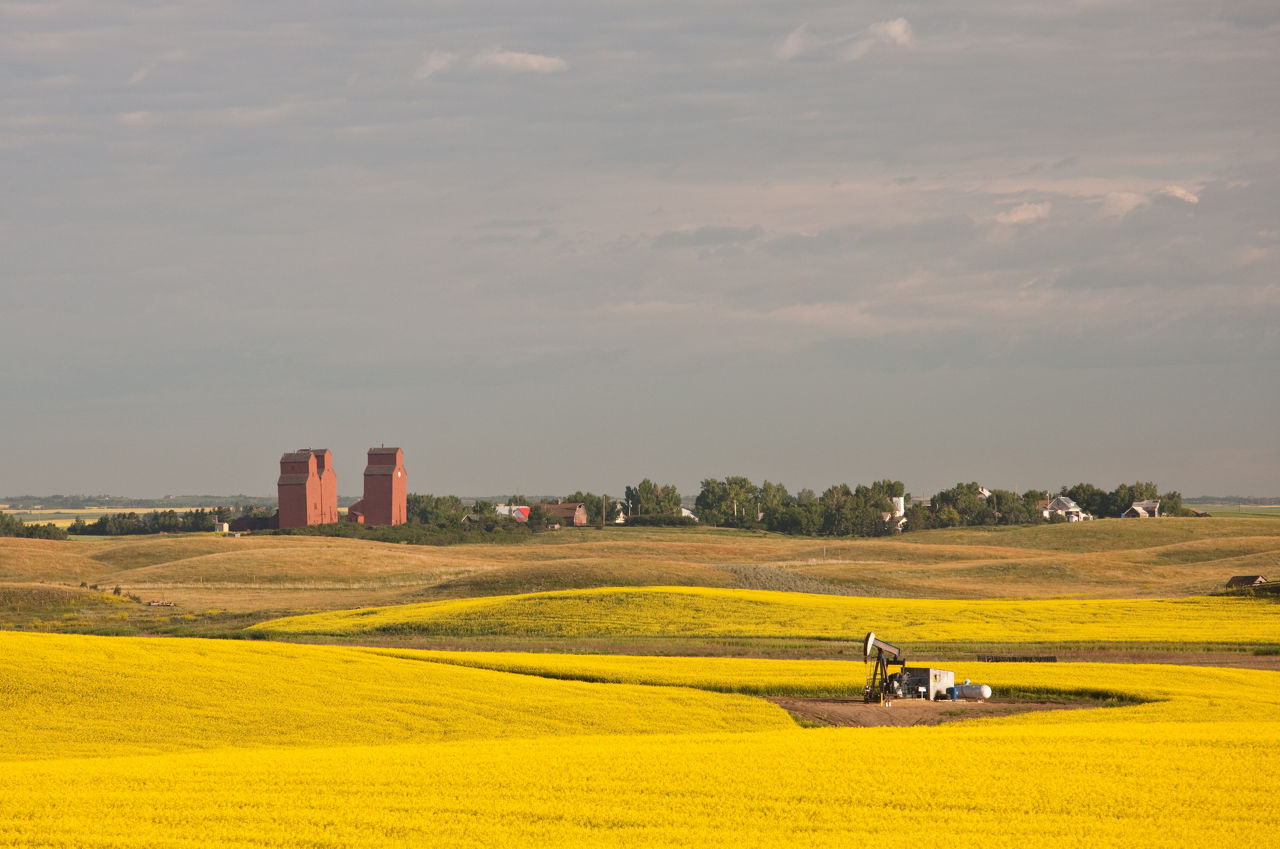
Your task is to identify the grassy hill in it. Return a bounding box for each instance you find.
[2,519,1277,638]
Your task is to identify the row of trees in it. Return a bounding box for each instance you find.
[0,512,68,540]
[1061,482,1186,519]
[905,480,1190,529]
[67,509,223,535]
[691,477,906,537]
[406,493,614,530]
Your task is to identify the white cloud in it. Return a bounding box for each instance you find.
[116,111,153,127]
[1160,185,1199,204]
[996,201,1052,224]
[416,51,457,80]
[775,25,814,61]
[1100,191,1150,218]
[1235,245,1270,267]
[845,18,914,60]
[471,48,568,74]
[127,50,187,86]
[868,18,914,46]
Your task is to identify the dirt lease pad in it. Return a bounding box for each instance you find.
[770,697,1092,727]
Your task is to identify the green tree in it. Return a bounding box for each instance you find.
[1066,483,1107,518]
[624,480,681,517]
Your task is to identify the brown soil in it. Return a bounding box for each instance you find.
[769,696,1093,728]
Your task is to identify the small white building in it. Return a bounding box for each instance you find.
[1042,496,1091,522]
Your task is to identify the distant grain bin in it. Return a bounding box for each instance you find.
[277,448,339,528]
[346,447,407,526]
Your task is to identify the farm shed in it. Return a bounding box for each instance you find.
[1225,575,1268,589]
[535,502,589,527]
[1123,499,1161,518]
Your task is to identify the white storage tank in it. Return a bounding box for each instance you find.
[954,683,992,700]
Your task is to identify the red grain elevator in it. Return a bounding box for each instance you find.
[277,448,339,528]
[347,446,406,526]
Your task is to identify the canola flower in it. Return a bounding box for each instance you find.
[0,632,792,761]
[4,617,1280,846]
[2,719,1277,847]
[252,586,1280,645]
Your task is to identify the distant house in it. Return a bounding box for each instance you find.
[1043,496,1091,522]
[1123,500,1161,518]
[496,505,531,522]
[535,502,588,527]
[213,522,231,534]
[681,507,699,522]
[1189,509,1211,517]
[1225,575,1268,589]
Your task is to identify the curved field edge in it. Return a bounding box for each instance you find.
[360,650,1276,722]
[3,725,1277,849]
[249,586,1280,645]
[0,632,793,762]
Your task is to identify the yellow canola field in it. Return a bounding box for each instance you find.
[252,586,1280,644]
[3,721,1278,847]
[2,631,1279,847]
[374,649,1280,721]
[0,633,793,762]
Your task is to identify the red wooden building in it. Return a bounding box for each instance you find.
[347,446,407,526]
[277,448,338,528]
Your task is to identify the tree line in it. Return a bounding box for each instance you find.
[67,509,223,536]
[4,477,1195,542]
[0,512,69,540]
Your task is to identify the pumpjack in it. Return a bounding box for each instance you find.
[862,632,906,703]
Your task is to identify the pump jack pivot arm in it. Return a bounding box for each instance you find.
[863,632,901,662]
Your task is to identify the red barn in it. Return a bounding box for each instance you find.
[277,448,338,528]
[347,447,407,526]
[535,502,589,527]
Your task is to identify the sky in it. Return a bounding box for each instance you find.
[2,0,1278,500]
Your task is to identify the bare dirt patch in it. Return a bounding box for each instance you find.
[769,696,1094,728]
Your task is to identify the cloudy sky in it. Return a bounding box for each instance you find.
[2,0,1277,499]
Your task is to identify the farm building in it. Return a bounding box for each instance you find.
[346,447,407,526]
[1042,496,1091,522]
[496,505,531,522]
[1225,575,1268,589]
[277,448,339,529]
[1123,499,1161,518]
[535,502,589,527]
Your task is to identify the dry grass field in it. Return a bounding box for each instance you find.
[2,518,1277,656]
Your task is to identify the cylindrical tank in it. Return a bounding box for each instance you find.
[954,683,992,700]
